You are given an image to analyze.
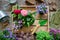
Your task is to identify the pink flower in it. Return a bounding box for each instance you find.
[21,10,28,16]
[13,10,21,14]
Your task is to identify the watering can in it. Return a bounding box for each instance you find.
[0,10,9,23]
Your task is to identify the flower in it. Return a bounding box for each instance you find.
[50,28,57,34]
[36,3,47,14]
[18,20,22,23]
[13,10,21,14]
[5,28,11,31]
[57,30,60,33]
[21,10,28,16]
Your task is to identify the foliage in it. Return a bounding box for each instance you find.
[50,28,60,40]
[0,28,16,40]
[39,19,47,26]
[50,10,60,29]
[36,30,53,40]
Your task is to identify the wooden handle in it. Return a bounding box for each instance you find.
[31,25,40,34]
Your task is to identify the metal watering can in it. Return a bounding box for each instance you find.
[0,10,9,23]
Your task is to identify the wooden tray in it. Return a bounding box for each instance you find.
[12,6,49,33]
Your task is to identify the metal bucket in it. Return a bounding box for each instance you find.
[0,10,9,23]
[9,0,17,5]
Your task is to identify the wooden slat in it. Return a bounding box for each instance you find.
[20,5,36,7]
[14,25,48,33]
[26,0,35,4]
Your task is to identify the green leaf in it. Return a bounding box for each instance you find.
[12,14,17,18]
[17,6,21,9]
[32,12,37,15]
[39,19,47,26]
[18,14,23,19]
[14,21,18,25]
[3,30,10,35]
[0,31,3,36]
[23,15,35,27]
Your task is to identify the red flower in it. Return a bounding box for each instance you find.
[13,10,21,14]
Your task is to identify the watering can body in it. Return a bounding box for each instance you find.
[0,11,9,23]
